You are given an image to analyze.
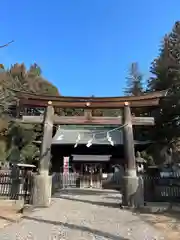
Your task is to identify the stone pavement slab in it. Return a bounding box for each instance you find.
[0,209,22,229]
[0,188,165,239]
[139,211,180,240]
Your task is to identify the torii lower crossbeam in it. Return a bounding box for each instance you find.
[19,115,154,125]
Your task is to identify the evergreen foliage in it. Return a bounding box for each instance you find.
[0,63,60,163]
[148,21,180,142]
[124,62,144,96]
[146,21,180,164]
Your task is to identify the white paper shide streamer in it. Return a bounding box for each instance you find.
[55,124,127,148]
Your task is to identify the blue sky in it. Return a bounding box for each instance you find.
[1,0,180,96]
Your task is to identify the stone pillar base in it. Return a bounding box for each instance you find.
[122,176,144,208]
[32,174,52,207]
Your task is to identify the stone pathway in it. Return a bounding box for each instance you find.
[139,212,180,240]
[0,210,22,230]
[0,188,165,239]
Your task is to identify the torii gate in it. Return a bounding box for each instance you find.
[17,90,166,207]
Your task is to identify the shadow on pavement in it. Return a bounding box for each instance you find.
[105,196,121,200]
[0,215,15,223]
[0,211,22,223]
[55,195,121,209]
[132,207,180,229]
[160,210,180,223]
[23,216,130,240]
[55,188,119,196]
[132,206,180,219]
[130,208,180,239]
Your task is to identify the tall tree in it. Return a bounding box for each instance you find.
[148,35,179,92]
[148,21,180,142]
[124,63,148,143]
[124,62,143,96]
[147,21,180,164]
[0,63,60,163]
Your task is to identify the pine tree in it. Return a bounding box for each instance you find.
[148,36,179,91]
[124,62,143,96]
[124,63,148,142]
[148,21,180,142]
[28,63,42,77]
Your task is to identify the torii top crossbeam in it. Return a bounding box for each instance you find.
[17,90,166,108]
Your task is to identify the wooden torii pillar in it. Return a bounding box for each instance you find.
[122,102,143,207]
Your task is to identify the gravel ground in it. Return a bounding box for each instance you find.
[0,188,165,240]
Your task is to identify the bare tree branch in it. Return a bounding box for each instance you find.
[0,40,14,49]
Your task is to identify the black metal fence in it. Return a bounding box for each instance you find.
[144,174,180,203]
[51,171,180,204]
[0,170,34,204]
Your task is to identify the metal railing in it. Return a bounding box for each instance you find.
[0,170,34,204]
[51,171,180,205]
[143,175,180,203]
